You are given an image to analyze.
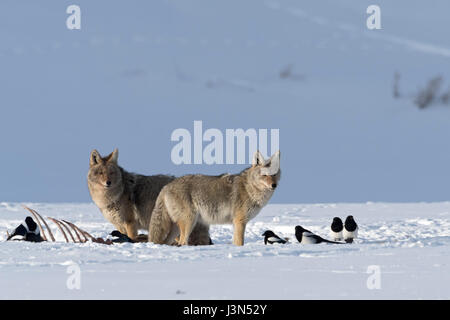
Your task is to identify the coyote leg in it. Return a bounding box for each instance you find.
[166,225,180,245]
[177,220,194,246]
[177,221,186,245]
[232,219,247,246]
[125,222,138,241]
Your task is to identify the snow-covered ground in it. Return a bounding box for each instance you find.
[1,202,450,299]
[0,1,449,301]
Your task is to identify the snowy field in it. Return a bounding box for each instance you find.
[1,202,450,299]
[1,2,450,300]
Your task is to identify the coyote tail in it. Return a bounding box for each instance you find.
[148,196,173,244]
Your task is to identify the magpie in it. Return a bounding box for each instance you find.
[262,230,287,245]
[7,216,43,242]
[110,230,135,243]
[330,217,344,241]
[343,215,358,243]
[295,225,342,244]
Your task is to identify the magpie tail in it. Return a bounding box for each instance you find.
[322,238,346,244]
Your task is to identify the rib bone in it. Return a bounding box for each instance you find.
[62,220,94,242]
[47,217,69,243]
[22,205,56,241]
[14,206,115,245]
[62,220,83,242]
[53,219,77,243]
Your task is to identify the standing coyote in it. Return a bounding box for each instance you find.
[148,150,280,246]
[87,149,211,244]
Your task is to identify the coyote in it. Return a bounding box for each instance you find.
[148,150,280,246]
[87,149,211,244]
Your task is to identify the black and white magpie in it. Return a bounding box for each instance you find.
[110,230,135,243]
[330,217,344,241]
[262,230,287,245]
[7,216,43,242]
[343,215,358,243]
[295,225,342,244]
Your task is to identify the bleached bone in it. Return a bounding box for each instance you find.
[62,220,89,242]
[46,216,101,243]
[30,207,56,242]
[22,205,46,241]
[10,206,113,245]
[62,220,83,242]
[63,220,101,243]
[47,217,69,242]
[63,220,96,242]
[53,219,77,243]
[23,205,56,242]
[49,217,79,243]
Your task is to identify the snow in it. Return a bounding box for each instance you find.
[1,0,450,301]
[1,202,450,299]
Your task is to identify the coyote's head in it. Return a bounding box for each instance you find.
[247,150,281,191]
[87,149,123,190]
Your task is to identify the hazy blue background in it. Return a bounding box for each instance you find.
[1,0,450,203]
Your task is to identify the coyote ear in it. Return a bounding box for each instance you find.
[90,149,102,167]
[260,151,280,175]
[269,150,280,172]
[105,148,119,164]
[270,150,280,163]
[252,150,265,167]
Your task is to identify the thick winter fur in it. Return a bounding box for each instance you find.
[87,149,211,244]
[148,151,281,246]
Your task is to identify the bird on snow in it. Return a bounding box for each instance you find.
[343,215,358,243]
[262,230,288,245]
[110,230,135,243]
[295,225,343,244]
[7,216,43,242]
[330,217,344,241]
